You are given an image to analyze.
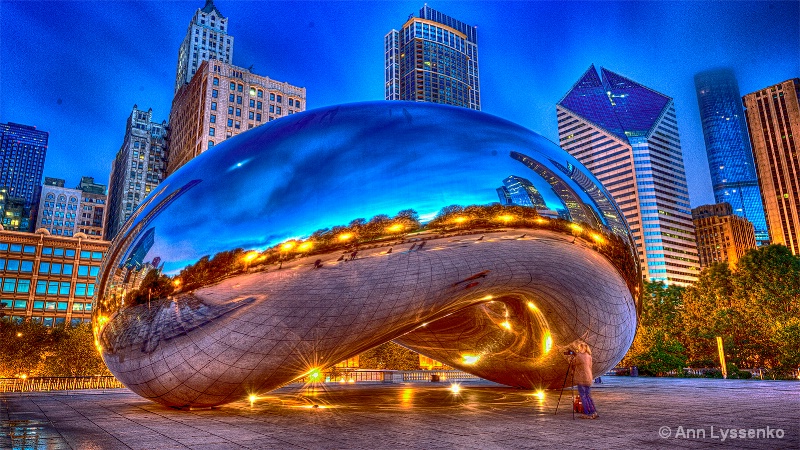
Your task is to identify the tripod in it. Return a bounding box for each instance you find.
[554,353,576,419]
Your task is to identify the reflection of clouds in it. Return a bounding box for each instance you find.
[123,101,620,272]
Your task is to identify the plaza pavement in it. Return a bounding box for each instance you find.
[1,376,797,449]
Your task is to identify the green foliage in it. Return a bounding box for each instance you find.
[624,245,800,377]
[0,320,110,378]
[358,342,420,370]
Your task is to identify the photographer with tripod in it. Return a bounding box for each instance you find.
[560,340,598,419]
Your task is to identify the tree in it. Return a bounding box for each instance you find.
[358,342,420,370]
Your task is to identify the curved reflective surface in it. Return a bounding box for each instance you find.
[93,101,640,408]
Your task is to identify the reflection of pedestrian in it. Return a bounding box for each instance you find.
[313,259,322,269]
[417,241,426,250]
[350,250,358,260]
[568,341,598,419]
[387,247,393,254]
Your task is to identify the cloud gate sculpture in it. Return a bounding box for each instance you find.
[94,101,640,408]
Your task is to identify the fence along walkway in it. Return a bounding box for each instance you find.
[1,370,482,393]
[0,376,126,393]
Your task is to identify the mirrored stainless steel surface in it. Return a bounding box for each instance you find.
[93,101,640,408]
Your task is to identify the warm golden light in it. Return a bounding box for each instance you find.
[16,332,22,337]
[281,241,296,251]
[450,383,461,394]
[337,232,353,241]
[570,223,583,233]
[308,369,321,380]
[544,331,553,354]
[243,251,259,262]
[497,214,514,222]
[173,279,181,287]
[591,233,605,244]
[500,321,512,331]
[453,216,468,224]
[527,301,538,310]
[462,354,480,365]
[249,394,257,403]
[535,217,547,224]
[535,390,545,400]
[297,241,314,252]
[386,223,404,233]
[20,374,27,379]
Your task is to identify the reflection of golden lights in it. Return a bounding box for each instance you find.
[16,332,22,337]
[453,216,468,224]
[544,331,553,353]
[387,223,404,233]
[20,374,27,379]
[535,390,545,400]
[298,241,314,252]
[482,295,494,301]
[591,233,605,244]
[281,241,297,251]
[497,214,514,222]
[249,394,258,403]
[338,233,353,241]
[570,223,583,233]
[243,251,259,262]
[308,369,321,380]
[401,388,413,406]
[173,279,181,287]
[500,321,512,331]
[527,301,538,310]
[535,217,547,224]
[462,354,480,365]
[450,383,461,394]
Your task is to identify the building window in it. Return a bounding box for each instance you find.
[211,102,217,111]
[295,100,301,108]
[269,105,274,113]
[212,89,218,98]
[270,93,275,101]
[276,107,282,115]
[208,141,215,148]
[257,101,262,110]
[237,96,242,104]
[237,84,243,92]
[236,108,241,117]
[228,106,234,114]
[230,82,235,90]
[229,93,235,102]
[256,113,262,122]
[209,127,215,136]
[257,90,263,98]
[249,99,255,108]
[210,114,216,123]
[277,95,283,103]
[234,121,240,129]
[249,111,254,120]
[289,99,294,107]
[213,77,219,86]
[227,118,233,127]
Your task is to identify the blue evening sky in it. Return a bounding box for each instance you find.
[1,1,798,208]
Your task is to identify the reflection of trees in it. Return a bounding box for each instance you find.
[163,205,639,309]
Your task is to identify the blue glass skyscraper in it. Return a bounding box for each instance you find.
[694,69,768,245]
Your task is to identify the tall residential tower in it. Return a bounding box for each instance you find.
[385,5,480,110]
[742,78,800,255]
[694,69,768,245]
[557,65,699,286]
[175,0,234,93]
[105,106,168,240]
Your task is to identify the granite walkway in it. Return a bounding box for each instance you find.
[1,377,797,449]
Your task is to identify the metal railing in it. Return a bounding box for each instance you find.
[0,376,125,393]
[293,369,482,385]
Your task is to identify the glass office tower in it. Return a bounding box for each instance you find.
[385,5,480,110]
[557,65,699,286]
[694,69,768,245]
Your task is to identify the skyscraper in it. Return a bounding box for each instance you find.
[694,69,768,245]
[105,106,168,240]
[742,78,800,255]
[0,122,48,208]
[557,65,699,286]
[167,60,306,176]
[175,0,234,93]
[692,202,757,268]
[385,5,480,110]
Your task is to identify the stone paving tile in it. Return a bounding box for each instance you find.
[2,377,799,449]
